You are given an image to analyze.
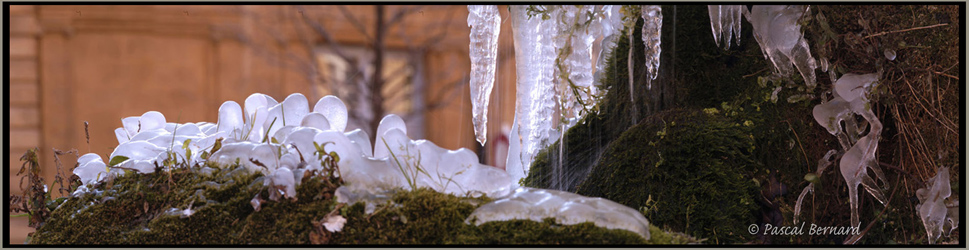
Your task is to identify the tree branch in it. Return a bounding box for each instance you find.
[337,5,374,42]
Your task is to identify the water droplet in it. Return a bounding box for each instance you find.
[884,49,896,61]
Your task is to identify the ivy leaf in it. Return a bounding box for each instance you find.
[108,155,130,166]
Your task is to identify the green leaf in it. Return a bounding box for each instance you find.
[804,173,820,184]
[329,151,340,163]
[182,139,192,150]
[108,155,130,166]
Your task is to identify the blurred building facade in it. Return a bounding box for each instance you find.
[7,5,519,243]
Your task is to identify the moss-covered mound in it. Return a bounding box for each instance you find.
[523,5,677,192]
[576,108,760,243]
[29,162,699,245]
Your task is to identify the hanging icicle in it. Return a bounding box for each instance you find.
[707,5,745,50]
[467,5,502,146]
[641,5,662,87]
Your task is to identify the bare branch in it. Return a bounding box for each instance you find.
[337,5,374,42]
[387,5,425,28]
[295,6,358,67]
[425,75,468,111]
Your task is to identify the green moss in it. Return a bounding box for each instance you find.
[30,162,696,245]
[575,108,760,243]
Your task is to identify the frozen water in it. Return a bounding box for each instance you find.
[110,140,167,173]
[114,128,129,144]
[268,167,297,200]
[284,127,323,163]
[746,5,818,89]
[794,149,838,224]
[218,101,245,139]
[466,187,651,240]
[122,116,140,138]
[281,93,311,127]
[641,5,662,83]
[467,5,501,146]
[594,5,624,84]
[509,5,557,172]
[917,166,951,244]
[345,129,373,158]
[504,119,525,182]
[138,111,167,132]
[834,73,878,103]
[810,71,886,229]
[708,5,745,49]
[300,112,332,131]
[74,153,109,185]
[313,95,349,132]
[373,114,408,158]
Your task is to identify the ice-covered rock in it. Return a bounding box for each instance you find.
[466,187,651,240]
[708,5,745,50]
[467,5,501,146]
[917,166,951,244]
[746,5,818,89]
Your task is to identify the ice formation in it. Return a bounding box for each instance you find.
[508,5,558,174]
[466,187,651,240]
[74,89,660,238]
[810,72,888,229]
[641,5,662,84]
[707,5,745,49]
[916,166,952,244]
[594,5,625,84]
[746,5,818,89]
[793,149,838,224]
[503,5,620,175]
[467,5,501,146]
[78,92,519,205]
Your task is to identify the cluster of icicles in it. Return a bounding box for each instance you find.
[70,92,652,240]
[468,4,954,243]
[468,5,664,182]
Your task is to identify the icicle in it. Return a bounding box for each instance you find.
[467,5,501,146]
[829,72,887,229]
[641,5,662,86]
[594,5,624,85]
[746,5,818,89]
[708,5,745,49]
[917,166,951,244]
[509,5,557,171]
